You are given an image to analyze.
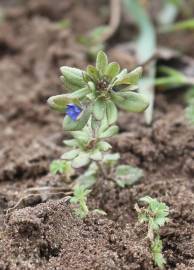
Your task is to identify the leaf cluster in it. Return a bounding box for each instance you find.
[50,160,74,179]
[47,51,148,132]
[61,120,114,168]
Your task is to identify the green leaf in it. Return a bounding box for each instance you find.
[105,62,120,79]
[99,125,119,138]
[115,165,143,187]
[115,67,142,85]
[60,66,85,88]
[90,149,102,161]
[139,196,169,230]
[114,69,128,83]
[63,106,91,131]
[75,164,97,189]
[71,130,90,144]
[50,160,70,175]
[75,174,96,189]
[60,76,81,91]
[72,153,90,168]
[93,98,106,120]
[98,115,109,134]
[70,87,90,99]
[97,141,112,151]
[96,51,108,74]
[111,91,149,112]
[61,149,79,160]
[47,94,78,113]
[106,100,118,125]
[103,153,120,166]
[63,139,79,147]
[86,65,99,81]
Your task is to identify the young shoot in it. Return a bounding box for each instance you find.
[135,196,169,269]
[70,185,91,219]
[50,160,74,181]
[47,51,148,195]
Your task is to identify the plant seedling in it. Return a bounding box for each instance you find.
[135,196,169,269]
[47,50,148,212]
[70,185,91,219]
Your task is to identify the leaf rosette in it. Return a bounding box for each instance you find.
[47,51,149,131]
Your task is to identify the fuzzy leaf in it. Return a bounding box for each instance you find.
[115,67,142,85]
[47,94,78,113]
[72,153,90,168]
[105,62,120,79]
[75,163,97,189]
[100,125,119,138]
[106,100,118,125]
[61,149,79,160]
[71,130,90,144]
[103,153,120,166]
[115,165,143,187]
[60,76,81,91]
[70,87,90,99]
[86,65,99,81]
[93,98,106,120]
[96,51,108,74]
[50,160,70,175]
[114,69,128,83]
[111,91,149,112]
[97,141,112,151]
[63,139,79,147]
[60,66,85,88]
[90,149,102,161]
[75,174,96,189]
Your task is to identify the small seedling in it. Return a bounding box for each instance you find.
[47,50,148,214]
[135,196,169,269]
[50,159,74,181]
[70,184,106,218]
[70,185,91,219]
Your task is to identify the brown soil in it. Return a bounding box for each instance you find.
[0,1,194,269]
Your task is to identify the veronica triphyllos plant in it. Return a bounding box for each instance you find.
[47,51,149,214]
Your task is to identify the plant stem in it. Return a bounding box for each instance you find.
[96,161,108,179]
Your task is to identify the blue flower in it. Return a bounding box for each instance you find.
[66,104,82,121]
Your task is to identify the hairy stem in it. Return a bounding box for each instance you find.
[96,161,108,179]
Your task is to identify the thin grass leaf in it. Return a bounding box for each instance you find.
[123,0,156,124]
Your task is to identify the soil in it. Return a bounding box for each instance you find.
[0,1,194,269]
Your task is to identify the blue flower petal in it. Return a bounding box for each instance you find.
[66,104,82,121]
